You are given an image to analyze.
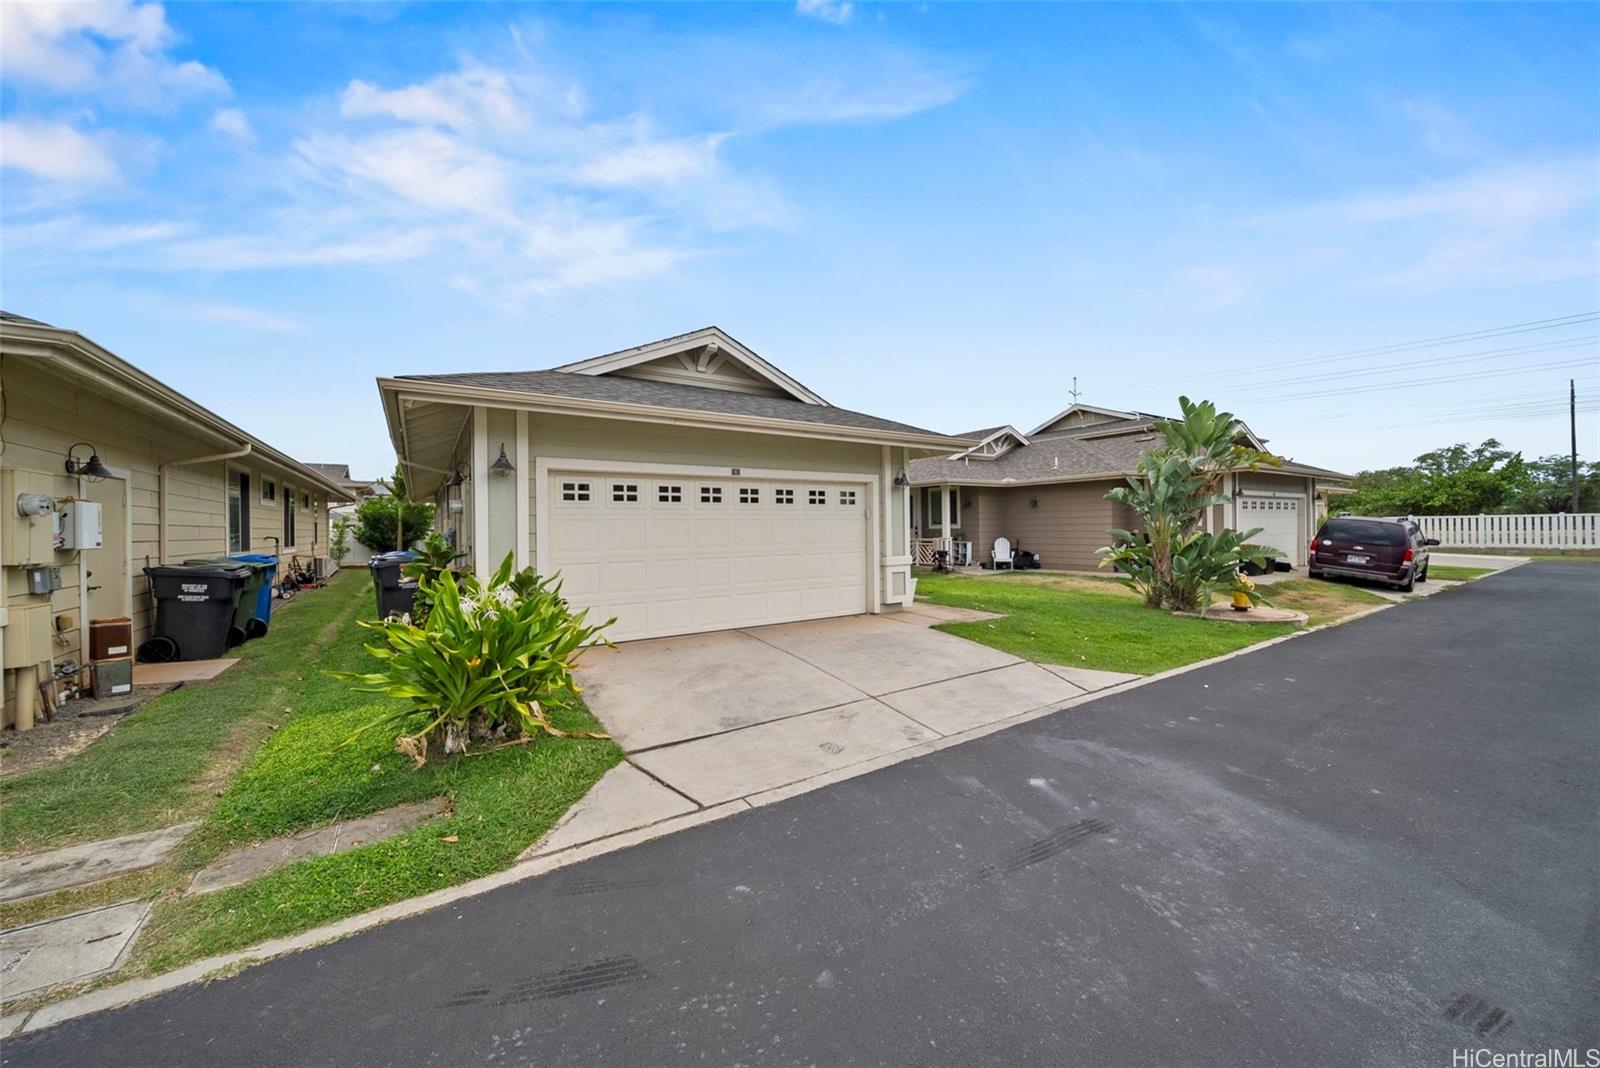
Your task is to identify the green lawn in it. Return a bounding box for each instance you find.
[0,570,622,1001]
[1256,579,1388,625]
[1,572,370,857]
[1427,565,1495,582]
[914,571,1302,675]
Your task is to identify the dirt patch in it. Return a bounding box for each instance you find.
[0,686,179,780]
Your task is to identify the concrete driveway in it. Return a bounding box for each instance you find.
[544,609,1137,847]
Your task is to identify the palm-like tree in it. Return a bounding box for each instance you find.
[1154,396,1280,492]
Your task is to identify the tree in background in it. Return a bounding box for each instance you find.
[330,515,351,567]
[1334,439,1594,516]
[354,465,434,552]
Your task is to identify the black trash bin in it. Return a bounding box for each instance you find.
[142,564,252,661]
[184,555,274,639]
[369,550,419,620]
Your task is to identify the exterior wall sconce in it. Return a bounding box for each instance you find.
[446,464,468,490]
[65,442,113,481]
[1029,497,1039,508]
[893,466,910,487]
[489,444,516,477]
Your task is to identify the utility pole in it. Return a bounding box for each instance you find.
[1572,378,1581,513]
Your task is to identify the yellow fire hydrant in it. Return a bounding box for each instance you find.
[1231,570,1255,612]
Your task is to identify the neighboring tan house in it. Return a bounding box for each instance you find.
[909,403,1349,571]
[1,311,353,729]
[306,463,381,500]
[379,326,968,642]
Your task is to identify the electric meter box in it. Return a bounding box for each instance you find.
[60,502,103,550]
[2,470,58,565]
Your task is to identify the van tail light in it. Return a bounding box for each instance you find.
[1309,538,1319,553]
[1402,546,1414,563]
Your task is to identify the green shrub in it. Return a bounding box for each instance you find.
[332,555,613,762]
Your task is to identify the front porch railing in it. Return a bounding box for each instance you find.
[913,537,973,566]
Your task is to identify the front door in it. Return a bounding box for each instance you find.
[84,472,131,620]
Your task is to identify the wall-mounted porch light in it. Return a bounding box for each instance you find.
[446,464,468,489]
[489,444,516,477]
[893,466,910,487]
[64,442,113,481]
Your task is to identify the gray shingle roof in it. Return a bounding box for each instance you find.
[0,310,53,327]
[912,424,1351,484]
[399,368,951,440]
[912,426,1163,484]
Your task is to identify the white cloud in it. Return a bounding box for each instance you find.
[1326,159,1597,229]
[796,0,856,26]
[187,302,302,333]
[295,127,514,218]
[578,135,726,187]
[209,107,254,143]
[339,67,526,135]
[0,0,227,108]
[0,120,119,184]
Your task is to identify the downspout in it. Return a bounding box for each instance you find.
[159,443,252,563]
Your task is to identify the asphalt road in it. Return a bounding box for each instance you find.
[6,563,1597,1067]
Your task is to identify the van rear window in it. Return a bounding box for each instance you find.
[1322,519,1405,546]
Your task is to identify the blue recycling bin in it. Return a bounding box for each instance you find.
[229,553,280,633]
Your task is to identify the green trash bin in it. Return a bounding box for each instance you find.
[185,555,273,640]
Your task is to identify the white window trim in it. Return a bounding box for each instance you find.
[259,473,279,507]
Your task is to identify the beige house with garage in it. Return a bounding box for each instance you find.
[909,403,1349,571]
[1,311,352,729]
[379,327,968,643]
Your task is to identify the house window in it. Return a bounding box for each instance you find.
[561,481,591,502]
[283,485,297,547]
[808,489,826,505]
[302,493,311,509]
[611,482,639,503]
[739,487,760,504]
[775,488,795,505]
[839,490,858,506]
[260,477,277,505]
[658,484,683,503]
[228,471,251,552]
[701,486,723,504]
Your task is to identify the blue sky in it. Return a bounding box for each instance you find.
[2,1,1596,478]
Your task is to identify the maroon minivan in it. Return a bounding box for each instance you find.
[1308,516,1439,592]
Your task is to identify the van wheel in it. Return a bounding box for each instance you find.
[1308,569,1323,580]
[1417,563,1429,583]
[1398,572,1416,593]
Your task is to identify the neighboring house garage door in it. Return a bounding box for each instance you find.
[1238,495,1302,567]
[546,471,870,642]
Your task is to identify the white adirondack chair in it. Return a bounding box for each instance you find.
[992,537,1014,571]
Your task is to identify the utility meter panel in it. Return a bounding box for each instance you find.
[59,502,103,550]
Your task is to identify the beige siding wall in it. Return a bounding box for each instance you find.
[1,357,335,726]
[992,481,1120,571]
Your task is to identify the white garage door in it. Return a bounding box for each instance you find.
[547,471,870,641]
[1238,495,1302,567]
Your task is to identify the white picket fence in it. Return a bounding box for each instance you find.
[1410,513,1600,550]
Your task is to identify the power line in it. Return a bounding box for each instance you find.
[1221,356,1597,404]
[1141,311,1600,387]
[1222,335,1597,394]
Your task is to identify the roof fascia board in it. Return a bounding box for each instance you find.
[947,424,1030,460]
[380,378,970,452]
[1027,402,1139,436]
[3,323,354,500]
[549,327,830,406]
